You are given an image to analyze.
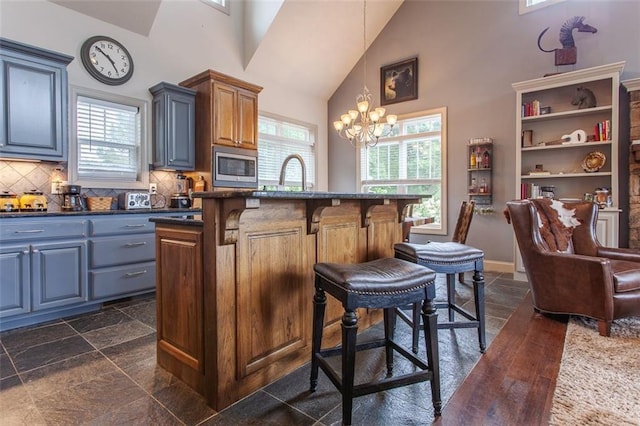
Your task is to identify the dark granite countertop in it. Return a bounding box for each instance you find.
[149,214,203,226]
[193,190,426,200]
[0,207,200,219]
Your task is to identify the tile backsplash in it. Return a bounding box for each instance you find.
[0,160,180,212]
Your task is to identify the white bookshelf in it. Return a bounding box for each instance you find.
[512,62,625,281]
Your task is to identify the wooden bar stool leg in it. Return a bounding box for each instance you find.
[473,268,487,353]
[421,296,442,416]
[342,309,358,426]
[310,287,326,392]
[383,308,395,375]
[446,273,456,322]
[411,302,420,354]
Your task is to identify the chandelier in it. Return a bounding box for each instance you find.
[332,0,397,148]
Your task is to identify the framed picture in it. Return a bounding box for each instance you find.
[380,57,418,106]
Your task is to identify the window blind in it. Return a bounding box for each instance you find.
[258,115,316,189]
[76,96,139,180]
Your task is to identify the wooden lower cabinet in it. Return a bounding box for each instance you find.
[155,225,204,391]
[154,196,412,410]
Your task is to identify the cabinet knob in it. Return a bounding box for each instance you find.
[32,249,39,253]
[23,250,29,255]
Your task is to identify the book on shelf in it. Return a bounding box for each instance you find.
[593,120,611,142]
[521,183,541,199]
[521,100,543,117]
[528,170,551,176]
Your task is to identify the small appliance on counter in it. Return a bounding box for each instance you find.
[170,173,192,208]
[1,191,20,212]
[61,184,85,211]
[19,190,47,211]
[118,192,151,210]
[170,193,191,208]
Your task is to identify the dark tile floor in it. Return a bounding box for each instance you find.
[0,272,528,426]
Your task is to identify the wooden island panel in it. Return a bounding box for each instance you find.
[155,225,205,393]
[153,193,421,410]
[236,205,310,379]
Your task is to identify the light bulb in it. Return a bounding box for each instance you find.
[341,114,351,125]
[387,114,397,126]
[334,121,344,131]
[357,100,369,113]
[375,107,386,117]
[348,110,359,120]
[369,111,380,122]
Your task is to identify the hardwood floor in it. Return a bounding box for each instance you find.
[435,292,569,425]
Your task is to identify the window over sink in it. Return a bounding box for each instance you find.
[69,86,148,190]
[258,113,316,191]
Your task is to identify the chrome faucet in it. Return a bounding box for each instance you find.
[278,154,307,191]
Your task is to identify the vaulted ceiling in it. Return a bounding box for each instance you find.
[48,0,403,99]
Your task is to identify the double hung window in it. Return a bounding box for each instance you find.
[360,107,447,235]
[69,86,148,189]
[258,113,316,191]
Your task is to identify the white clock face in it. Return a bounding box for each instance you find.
[81,36,134,85]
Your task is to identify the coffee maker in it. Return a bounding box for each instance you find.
[62,184,85,211]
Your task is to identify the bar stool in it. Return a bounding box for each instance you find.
[310,257,441,426]
[395,242,486,353]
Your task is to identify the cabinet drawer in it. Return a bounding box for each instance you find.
[89,216,155,236]
[90,262,156,299]
[0,220,86,242]
[90,234,155,268]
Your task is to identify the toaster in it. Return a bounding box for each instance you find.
[118,192,151,210]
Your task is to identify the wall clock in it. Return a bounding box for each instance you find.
[80,36,134,85]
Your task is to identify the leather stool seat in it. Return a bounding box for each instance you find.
[397,242,483,265]
[395,242,486,353]
[310,257,441,425]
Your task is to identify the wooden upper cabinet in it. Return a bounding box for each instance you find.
[212,82,259,149]
[181,70,262,155]
[236,89,258,147]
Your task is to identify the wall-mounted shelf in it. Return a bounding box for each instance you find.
[467,138,493,212]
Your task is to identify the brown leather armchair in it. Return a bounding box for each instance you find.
[506,199,640,336]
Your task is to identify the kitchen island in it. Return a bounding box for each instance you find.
[151,191,424,410]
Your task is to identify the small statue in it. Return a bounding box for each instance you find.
[537,16,598,66]
[571,87,597,109]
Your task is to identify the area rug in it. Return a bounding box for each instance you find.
[550,316,640,425]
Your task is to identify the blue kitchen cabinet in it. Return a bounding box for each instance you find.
[0,240,86,318]
[0,244,30,318]
[149,82,196,171]
[31,240,87,311]
[0,217,88,330]
[0,211,192,331]
[0,38,73,161]
[88,214,158,300]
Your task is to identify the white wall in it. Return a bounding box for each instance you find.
[328,0,640,264]
[0,0,329,190]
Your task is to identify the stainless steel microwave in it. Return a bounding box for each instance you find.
[212,145,258,188]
